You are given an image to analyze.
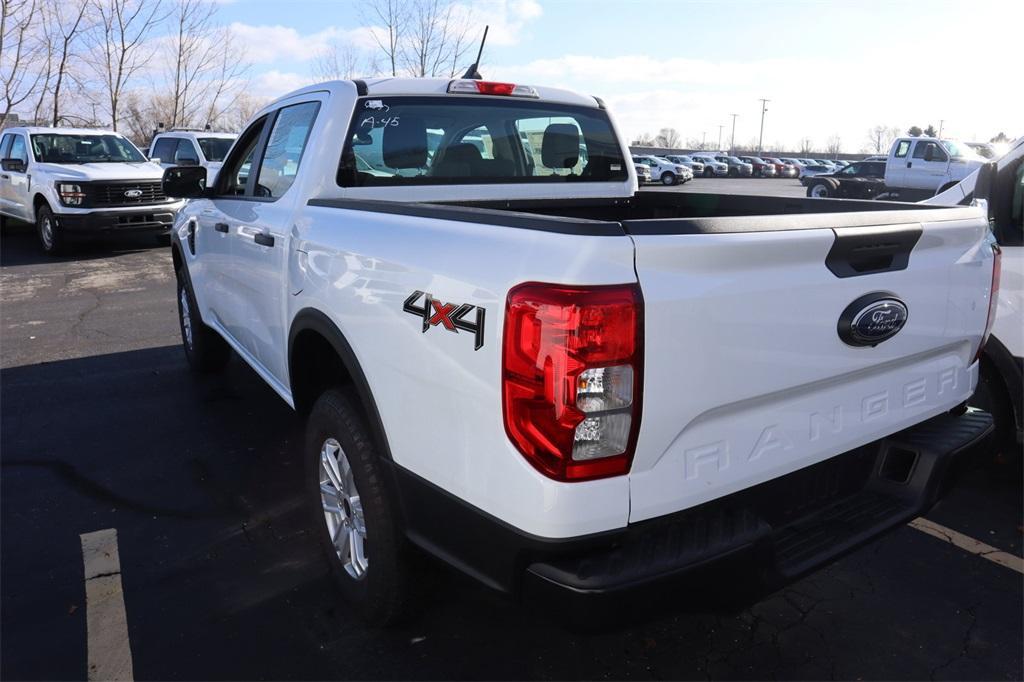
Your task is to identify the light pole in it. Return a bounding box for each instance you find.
[757,98,770,153]
[717,125,724,150]
[938,119,945,137]
[701,131,706,150]
[730,113,738,150]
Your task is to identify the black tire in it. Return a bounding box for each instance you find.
[703,167,713,178]
[728,167,738,178]
[807,181,833,198]
[307,388,409,626]
[176,268,230,373]
[969,358,1017,459]
[660,171,677,186]
[36,203,67,256]
[155,233,172,246]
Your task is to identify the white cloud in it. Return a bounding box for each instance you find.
[251,70,314,98]
[229,23,375,64]
[467,0,543,46]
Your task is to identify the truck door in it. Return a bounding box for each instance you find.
[192,115,270,347]
[907,140,950,192]
[2,134,32,221]
[885,138,912,188]
[222,98,322,387]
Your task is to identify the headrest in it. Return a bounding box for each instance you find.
[541,123,580,169]
[382,117,427,169]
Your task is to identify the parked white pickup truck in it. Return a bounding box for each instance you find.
[163,77,998,624]
[148,129,237,183]
[881,137,986,201]
[0,127,182,254]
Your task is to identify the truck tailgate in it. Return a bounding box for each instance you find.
[626,214,994,523]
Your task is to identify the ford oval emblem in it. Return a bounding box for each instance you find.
[124,188,143,199]
[838,292,908,347]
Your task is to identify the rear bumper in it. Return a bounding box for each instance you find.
[393,409,992,603]
[56,209,175,235]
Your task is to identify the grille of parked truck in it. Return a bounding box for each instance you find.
[161,77,997,624]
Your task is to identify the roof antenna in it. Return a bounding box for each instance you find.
[461,25,489,80]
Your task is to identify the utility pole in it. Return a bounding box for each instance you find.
[757,98,770,153]
[938,119,945,137]
[730,113,738,150]
[701,131,706,150]
[717,125,724,150]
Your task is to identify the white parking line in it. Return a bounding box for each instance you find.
[909,517,1024,575]
[80,529,134,682]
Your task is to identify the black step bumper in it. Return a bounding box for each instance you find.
[392,409,993,604]
[56,209,175,235]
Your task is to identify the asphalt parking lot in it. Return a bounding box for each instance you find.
[2,181,1022,681]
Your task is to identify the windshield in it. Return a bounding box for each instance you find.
[339,96,627,187]
[30,133,146,163]
[197,137,235,162]
[727,156,744,164]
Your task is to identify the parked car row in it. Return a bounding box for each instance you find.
[631,151,856,181]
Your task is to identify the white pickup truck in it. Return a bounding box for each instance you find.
[0,127,183,254]
[880,136,986,201]
[163,77,998,624]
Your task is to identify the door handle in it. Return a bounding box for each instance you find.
[906,161,912,168]
[254,232,275,247]
[214,222,229,233]
[0,174,9,180]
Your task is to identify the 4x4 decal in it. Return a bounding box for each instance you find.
[403,290,485,350]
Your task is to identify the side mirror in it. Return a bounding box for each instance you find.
[1,158,26,172]
[163,165,208,199]
[149,156,162,164]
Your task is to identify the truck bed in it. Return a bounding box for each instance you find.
[311,190,978,236]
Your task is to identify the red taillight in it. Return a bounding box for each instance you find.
[502,283,643,482]
[475,81,515,96]
[978,243,1002,359]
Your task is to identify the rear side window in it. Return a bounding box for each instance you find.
[151,137,179,163]
[338,96,627,187]
[255,101,320,199]
[894,140,911,158]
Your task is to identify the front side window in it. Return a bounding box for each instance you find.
[0,134,12,159]
[8,135,28,164]
[255,101,320,199]
[30,134,145,163]
[338,96,627,187]
[216,116,268,196]
[151,138,179,163]
[174,140,199,164]
[197,137,234,162]
[913,141,947,162]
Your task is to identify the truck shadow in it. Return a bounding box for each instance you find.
[1,218,165,267]
[2,344,1020,680]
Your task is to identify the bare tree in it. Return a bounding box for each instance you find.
[1,0,43,127]
[654,127,682,149]
[312,40,363,81]
[684,136,704,151]
[89,0,167,131]
[48,0,93,126]
[798,137,815,155]
[363,0,406,77]
[825,134,842,157]
[199,26,250,129]
[865,125,900,154]
[400,0,473,77]
[165,0,248,129]
[631,132,655,146]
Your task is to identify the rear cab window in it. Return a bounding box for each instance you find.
[337,96,627,187]
[894,140,912,158]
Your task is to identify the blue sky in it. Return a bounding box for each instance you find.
[213,0,1022,151]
